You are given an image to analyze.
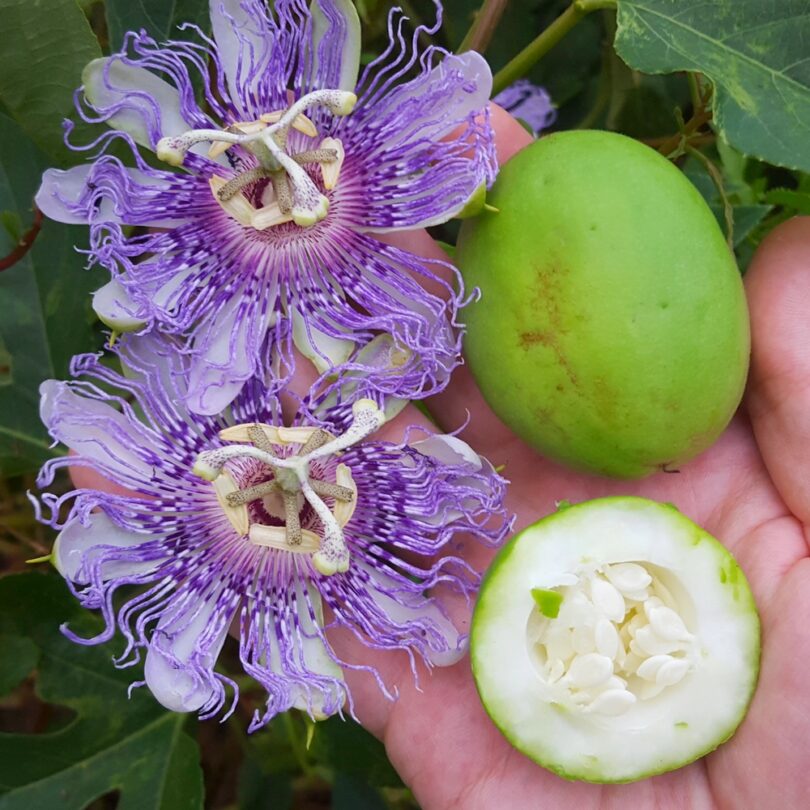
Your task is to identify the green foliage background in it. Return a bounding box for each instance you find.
[0,0,808,807]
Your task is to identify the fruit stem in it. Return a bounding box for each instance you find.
[492,0,617,95]
[459,0,510,54]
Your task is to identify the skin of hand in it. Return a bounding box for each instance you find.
[69,107,810,809]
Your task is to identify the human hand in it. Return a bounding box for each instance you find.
[326,111,810,809]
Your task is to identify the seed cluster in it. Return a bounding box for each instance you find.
[527,562,696,716]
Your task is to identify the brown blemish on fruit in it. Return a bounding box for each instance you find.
[519,330,578,387]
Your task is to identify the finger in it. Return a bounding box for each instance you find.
[745,216,810,526]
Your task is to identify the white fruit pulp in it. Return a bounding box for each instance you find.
[527,562,698,716]
[471,498,760,782]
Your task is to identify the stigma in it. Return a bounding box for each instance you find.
[156,89,355,229]
[192,399,384,576]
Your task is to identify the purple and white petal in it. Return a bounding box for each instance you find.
[310,0,361,92]
[36,334,511,727]
[54,511,168,583]
[83,57,204,152]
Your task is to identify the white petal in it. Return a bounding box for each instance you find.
[291,309,354,374]
[145,594,230,713]
[289,585,345,717]
[35,166,98,225]
[360,562,465,666]
[93,278,148,332]
[185,299,267,416]
[39,380,156,482]
[210,0,271,112]
[411,434,483,470]
[54,511,165,583]
[83,57,201,153]
[311,0,361,91]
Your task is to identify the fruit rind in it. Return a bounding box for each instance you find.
[471,496,760,783]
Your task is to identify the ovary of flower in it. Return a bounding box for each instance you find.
[155,89,357,227]
[193,399,383,575]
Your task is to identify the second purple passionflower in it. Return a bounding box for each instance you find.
[36,0,496,415]
[35,335,510,729]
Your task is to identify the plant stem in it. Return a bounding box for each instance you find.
[685,144,734,249]
[656,109,712,157]
[492,0,617,95]
[459,0,510,54]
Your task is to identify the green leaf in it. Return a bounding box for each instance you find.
[0,0,101,163]
[309,716,402,788]
[332,773,388,810]
[615,0,810,172]
[0,635,38,697]
[0,114,104,475]
[105,0,211,51]
[0,572,204,810]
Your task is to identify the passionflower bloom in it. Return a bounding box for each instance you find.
[34,335,510,728]
[36,0,496,416]
[493,79,556,136]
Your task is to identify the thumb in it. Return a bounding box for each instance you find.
[745,216,810,523]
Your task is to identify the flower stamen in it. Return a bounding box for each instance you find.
[193,400,383,575]
[156,89,357,229]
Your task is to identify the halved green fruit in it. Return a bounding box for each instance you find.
[470,497,760,783]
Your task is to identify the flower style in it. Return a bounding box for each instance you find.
[36,0,496,416]
[493,79,556,136]
[34,335,510,729]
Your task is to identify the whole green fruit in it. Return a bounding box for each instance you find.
[457,130,750,478]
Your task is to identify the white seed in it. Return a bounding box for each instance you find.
[649,605,691,641]
[558,590,597,627]
[643,596,664,621]
[572,624,596,655]
[623,652,644,675]
[652,579,679,610]
[590,577,626,622]
[587,689,637,716]
[544,626,575,663]
[622,588,650,602]
[655,658,691,687]
[633,626,683,657]
[594,618,619,659]
[604,563,652,594]
[639,679,667,700]
[567,653,613,688]
[545,658,565,683]
[622,613,647,638]
[636,654,675,682]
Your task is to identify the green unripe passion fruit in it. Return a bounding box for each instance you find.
[457,131,750,478]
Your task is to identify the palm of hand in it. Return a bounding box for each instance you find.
[332,119,810,809]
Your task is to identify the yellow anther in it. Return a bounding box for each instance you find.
[319,137,345,190]
[249,523,321,552]
[212,470,249,536]
[259,110,319,137]
[208,176,254,227]
[333,464,358,527]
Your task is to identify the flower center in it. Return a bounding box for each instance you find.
[193,399,384,576]
[526,562,697,716]
[156,89,355,230]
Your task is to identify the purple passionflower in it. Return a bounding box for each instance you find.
[34,335,510,729]
[36,0,496,416]
[493,79,556,136]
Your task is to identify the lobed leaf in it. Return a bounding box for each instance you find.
[615,0,810,172]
